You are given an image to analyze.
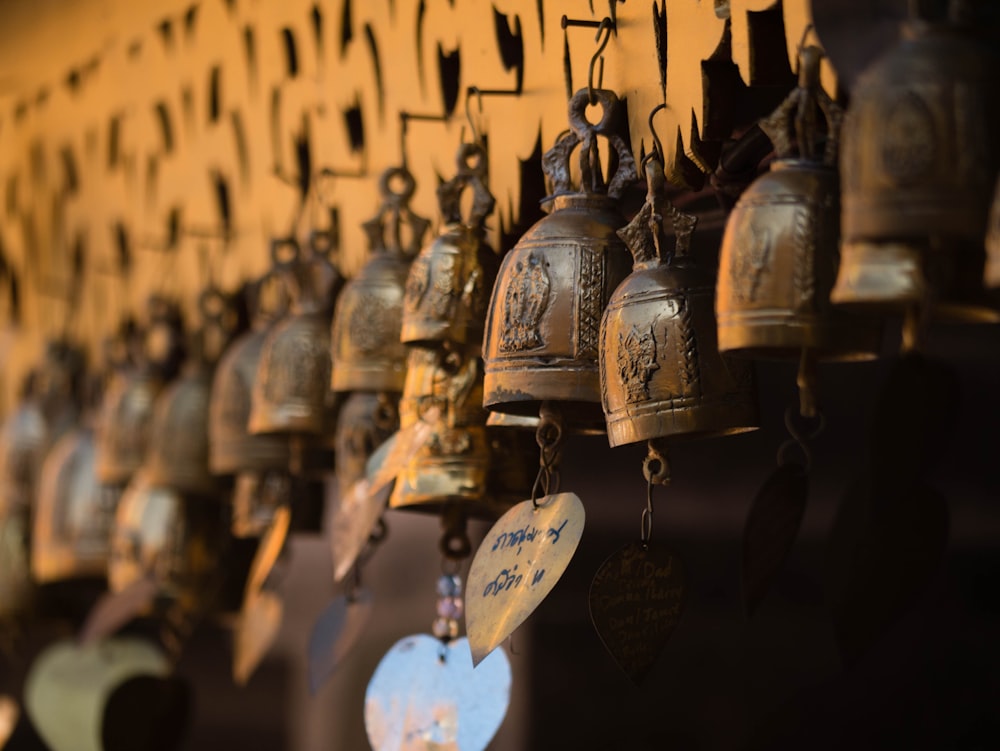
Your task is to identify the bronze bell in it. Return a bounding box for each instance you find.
[602,159,758,448]
[717,46,880,412]
[250,236,342,438]
[210,274,291,476]
[483,88,636,430]
[831,6,1000,321]
[389,347,509,519]
[32,427,111,583]
[0,376,49,520]
[331,167,430,393]
[402,143,497,348]
[333,391,398,499]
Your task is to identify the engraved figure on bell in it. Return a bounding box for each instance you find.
[618,324,659,402]
[498,252,550,353]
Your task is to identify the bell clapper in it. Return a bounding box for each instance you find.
[641,439,671,549]
[531,402,564,509]
[796,348,820,420]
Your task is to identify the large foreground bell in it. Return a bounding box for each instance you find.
[831,11,1000,320]
[482,88,636,430]
[331,167,429,393]
[602,160,758,448]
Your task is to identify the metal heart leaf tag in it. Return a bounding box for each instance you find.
[466,492,585,665]
[365,407,440,495]
[0,695,18,748]
[365,635,511,751]
[741,463,809,618]
[78,574,159,646]
[307,589,373,694]
[589,541,686,684]
[233,590,283,686]
[327,476,391,583]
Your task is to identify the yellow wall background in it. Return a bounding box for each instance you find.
[0,0,825,405]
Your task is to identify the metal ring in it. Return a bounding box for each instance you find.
[378,166,416,203]
[640,506,653,547]
[439,528,472,561]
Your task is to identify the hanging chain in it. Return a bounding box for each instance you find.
[531,401,564,508]
[776,406,825,472]
[641,439,671,547]
[434,509,471,648]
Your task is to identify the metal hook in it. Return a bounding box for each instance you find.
[794,23,815,76]
[465,86,483,146]
[588,18,614,105]
[639,103,667,179]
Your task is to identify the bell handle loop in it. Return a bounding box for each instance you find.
[365,167,431,259]
[270,236,301,271]
[439,509,472,562]
[640,440,670,547]
[378,166,417,206]
[437,142,496,227]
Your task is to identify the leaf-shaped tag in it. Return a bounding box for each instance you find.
[0,694,18,747]
[233,591,283,686]
[588,541,686,684]
[246,506,291,596]
[307,589,373,694]
[78,575,159,646]
[366,407,440,493]
[365,635,511,751]
[741,463,810,617]
[466,493,585,665]
[327,476,391,583]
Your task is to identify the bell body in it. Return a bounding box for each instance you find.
[834,21,1000,319]
[249,311,332,435]
[0,401,48,516]
[402,223,493,348]
[389,348,508,519]
[483,194,632,428]
[95,370,162,486]
[602,255,758,448]
[32,428,112,583]
[717,160,879,359]
[331,252,410,393]
[210,327,290,474]
[145,366,217,496]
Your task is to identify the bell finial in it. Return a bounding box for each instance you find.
[618,157,698,270]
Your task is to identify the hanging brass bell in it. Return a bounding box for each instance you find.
[402,143,497,348]
[717,45,880,377]
[388,347,505,518]
[602,159,758,448]
[333,391,398,498]
[331,167,429,394]
[32,427,112,584]
[0,376,49,520]
[209,274,291,476]
[483,88,636,431]
[831,8,1000,321]
[250,236,341,437]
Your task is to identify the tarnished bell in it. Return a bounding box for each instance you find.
[389,348,508,519]
[331,167,429,393]
[250,236,342,436]
[402,143,498,348]
[831,9,1000,319]
[32,428,112,583]
[0,388,48,518]
[210,275,290,474]
[602,160,758,448]
[334,391,397,498]
[483,88,636,429]
[95,368,161,485]
[717,46,880,360]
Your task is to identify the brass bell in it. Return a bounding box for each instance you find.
[402,143,497,348]
[831,6,1000,321]
[209,274,291,476]
[249,236,342,438]
[32,427,112,584]
[717,45,880,413]
[331,167,429,393]
[483,88,636,431]
[602,158,758,448]
[333,391,398,499]
[388,347,508,519]
[0,375,49,520]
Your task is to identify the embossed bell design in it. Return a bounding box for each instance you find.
[717,45,880,415]
[32,424,112,584]
[402,143,498,348]
[831,2,1000,323]
[603,158,758,448]
[331,167,429,394]
[483,88,636,432]
[250,234,342,440]
[210,273,291,476]
[96,300,184,486]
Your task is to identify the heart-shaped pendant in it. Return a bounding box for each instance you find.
[307,588,373,694]
[366,407,440,495]
[24,637,169,751]
[589,541,686,684]
[466,492,585,665]
[233,590,283,686]
[365,635,511,751]
[327,476,392,583]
